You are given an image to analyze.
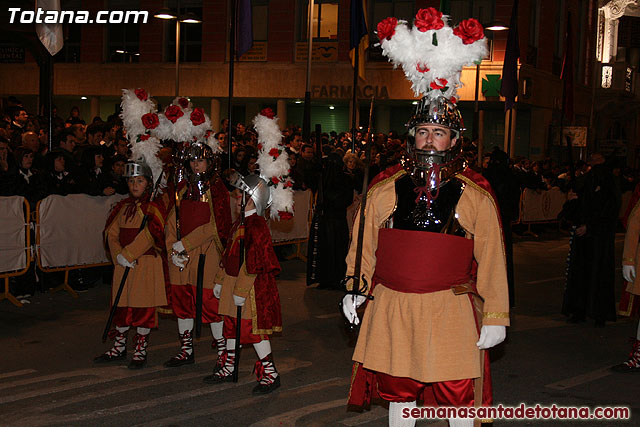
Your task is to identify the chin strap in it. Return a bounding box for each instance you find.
[413,162,441,208]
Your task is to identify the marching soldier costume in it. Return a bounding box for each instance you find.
[96,89,169,369]
[342,10,509,427]
[203,109,293,395]
[165,141,232,368]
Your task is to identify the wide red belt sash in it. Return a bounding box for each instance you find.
[119,227,155,256]
[179,199,211,236]
[372,228,475,293]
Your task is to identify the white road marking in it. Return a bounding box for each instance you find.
[315,312,342,319]
[8,358,312,426]
[545,366,612,390]
[137,376,349,426]
[249,398,346,426]
[0,369,36,380]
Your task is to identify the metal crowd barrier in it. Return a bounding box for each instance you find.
[0,197,32,307]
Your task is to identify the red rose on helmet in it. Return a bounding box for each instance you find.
[430,78,448,90]
[190,108,206,126]
[135,88,148,101]
[416,63,430,73]
[260,108,275,119]
[278,210,293,220]
[377,17,398,41]
[415,8,444,32]
[177,97,189,108]
[165,105,184,123]
[257,143,263,150]
[140,134,151,141]
[453,18,484,44]
[141,113,159,129]
[271,176,280,185]
[269,147,280,158]
[284,180,293,188]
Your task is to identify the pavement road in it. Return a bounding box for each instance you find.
[1,229,638,426]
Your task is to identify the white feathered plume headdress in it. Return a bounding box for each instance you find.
[152,96,219,154]
[253,108,294,221]
[120,88,163,186]
[376,8,488,102]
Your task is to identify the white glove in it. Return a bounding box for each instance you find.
[171,253,186,269]
[213,283,222,299]
[116,253,136,269]
[172,240,186,254]
[476,325,506,349]
[233,294,246,306]
[623,265,636,283]
[341,294,367,325]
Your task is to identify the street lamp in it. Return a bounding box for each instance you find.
[474,22,508,167]
[154,5,201,97]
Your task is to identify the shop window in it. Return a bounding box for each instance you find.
[299,0,339,41]
[166,0,203,62]
[107,0,141,63]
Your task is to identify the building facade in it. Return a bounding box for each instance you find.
[2,0,634,161]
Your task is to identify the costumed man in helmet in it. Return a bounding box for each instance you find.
[342,10,509,427]
[160,97,232,369]
[203,109,294,395]
[96,89,169,369]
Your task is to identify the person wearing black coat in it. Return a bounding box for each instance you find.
[78,145,116,196]
[13,147,48,207]
[44,150,77,196]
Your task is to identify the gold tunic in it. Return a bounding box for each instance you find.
[622,199,640,296]
[347,170,510,383]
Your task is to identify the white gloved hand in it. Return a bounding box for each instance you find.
[233,294,246,306]
[116,253,136,269]
[476,325,506,349]
[213,283,222,299]
[171,253,186,269]
[623,265,636,283]
[341,294,367,325]
[172,240,186,254]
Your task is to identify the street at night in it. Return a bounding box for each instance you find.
[1,230,638,426]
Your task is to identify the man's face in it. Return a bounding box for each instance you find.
[89,131,103,145]
[15,110,28,125]
[61,135,76,153]
[73,125,85,141]
[292,135,303,150]
[190,159,208,174]
[301,147,314,160]
[94,153,104,168]
[218,133,227,149]
[112,160,125,176]
[414,124,456,152]
[116,139,128,156]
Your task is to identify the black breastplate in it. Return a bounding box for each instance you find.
[392,174,465,235]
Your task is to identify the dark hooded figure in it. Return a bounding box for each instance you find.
[78,145,116,196]
[483,147,520,307]
[316,152,355,290]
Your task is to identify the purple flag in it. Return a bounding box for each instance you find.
[500,0,519,111]
[236,0,253,58]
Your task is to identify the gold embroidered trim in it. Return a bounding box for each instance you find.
[206,188,225,255]
[618,294,635,317]
[483,312,509,319]
[366,169,406,201]
[249,285,283,335]
[347,361,360,403]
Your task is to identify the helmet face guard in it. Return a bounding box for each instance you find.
[228,170,272,216]
[124,161,152,179]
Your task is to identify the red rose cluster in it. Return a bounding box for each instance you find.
[269,148,280,158]
[260,108,275,119]
[165,105,184,123]
[177,97,189,108]
[377,17,398,41]
[141,113,159,129]
[135,88,148,101]
[278,210,293,221]
[415,8,444,32]
[453,18,484,44]
[190,108,206,126]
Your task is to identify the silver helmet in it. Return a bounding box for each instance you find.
[184,142,217,198]
[228,170,272,216]
[123,160,152,178]
[403,96,466,188]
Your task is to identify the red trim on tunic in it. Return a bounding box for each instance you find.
[373,229,474,293]
[170,285,222,323]
[376,372,474,406]
[223,316,266,344]
[114,306,156,328]
[119,227,156,256]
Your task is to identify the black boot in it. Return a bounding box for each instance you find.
[252,354,281,395]
[94,329,127,363]
[212,336,227,373]
[164,330,195,368]
[203,347,235,384]
[128,333,149,369]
